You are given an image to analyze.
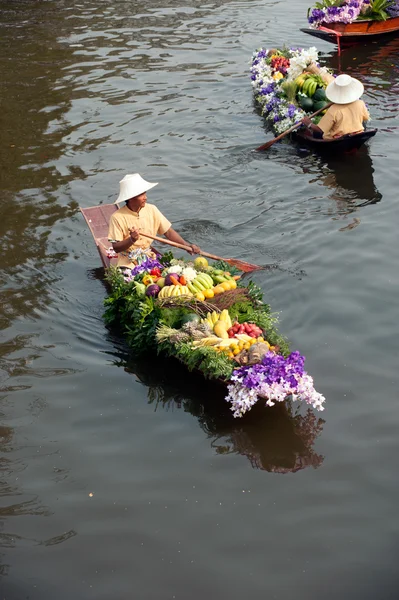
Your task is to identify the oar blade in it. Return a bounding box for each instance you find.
[226,258,264,273]
[255,139,277,152]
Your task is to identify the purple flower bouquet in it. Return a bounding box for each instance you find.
[226,351,325,417]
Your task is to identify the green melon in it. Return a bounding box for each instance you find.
[313,100,329,112]
[299,96,314,112]
[313,88,327,102]
[180,313,201,326]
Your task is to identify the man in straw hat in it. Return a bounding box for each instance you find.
[302,74,370,140]
[108,173,201,268]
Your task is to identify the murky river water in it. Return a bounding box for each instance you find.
[1,0,399,598]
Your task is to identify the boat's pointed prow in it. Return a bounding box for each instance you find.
[80,204,118,269]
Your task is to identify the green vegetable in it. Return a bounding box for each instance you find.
[134,282,146,297]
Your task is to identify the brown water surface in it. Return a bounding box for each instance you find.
[1,1,399,598]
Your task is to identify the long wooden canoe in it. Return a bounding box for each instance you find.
[80,204,118,269]
[80,203,326,470]
[292,128,378,153]
[301,16,399,44]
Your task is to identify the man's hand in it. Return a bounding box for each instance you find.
[189,244,201,255]
[129,228,139,243]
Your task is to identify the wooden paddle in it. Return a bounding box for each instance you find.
[140,232,263,273]
[255,102,333,152]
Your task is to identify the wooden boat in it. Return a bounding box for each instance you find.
[80,204,118,269]
[80,203,326,469]
[292,128,378,152]
[301,16,399,45]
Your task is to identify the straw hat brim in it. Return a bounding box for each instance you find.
[114,179,158,204]
[326,78,364,104]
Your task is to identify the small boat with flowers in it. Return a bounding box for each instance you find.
[293,127,377,152]
[250,45,377,153]
[302,0,399,46]
[81,204,325,419]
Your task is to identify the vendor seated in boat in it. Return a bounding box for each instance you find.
[108,173,201,269]
[302,74,370,140]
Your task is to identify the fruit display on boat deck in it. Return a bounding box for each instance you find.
[103,251,326,418]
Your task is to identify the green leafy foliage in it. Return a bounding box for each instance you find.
[158,251,174,266]
[307,0,342,16]
[211,260,240,276]
[159,340,234,380]
[361,0,394,20]
[281,80,298,103]
[307,0,393,20]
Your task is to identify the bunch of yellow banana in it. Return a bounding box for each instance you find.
[294,73,310,90]
[187,273,214,294]
[158,285,192,298]
[202,309,232,330]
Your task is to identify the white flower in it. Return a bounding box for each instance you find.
[165,265,183,275]
[182,267,197,282]
[286,47,319,81]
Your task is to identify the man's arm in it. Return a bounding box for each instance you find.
[302,116,324,138]
[111,228,139,253]
[165,228,200,254]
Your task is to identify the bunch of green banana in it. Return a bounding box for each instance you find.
[211,269,235,285]
[302,77,319,98]
[295,73,326,98]
[187,273,214,294]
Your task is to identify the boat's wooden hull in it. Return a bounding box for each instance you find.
[301,15,399,44]
[80,204,118,269]
[292,128,377,153]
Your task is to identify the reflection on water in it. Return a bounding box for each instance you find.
[272,143,382,229]
[114,353,325,474]
[0,3,80,329]
[304,147,382,208]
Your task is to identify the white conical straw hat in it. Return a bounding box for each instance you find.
[114,173,158,204]
[325,74,364,105]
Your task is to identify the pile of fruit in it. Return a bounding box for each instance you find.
[135,256,239,300]
[187,310,274,363]
[270,53,290,75]
[295,73,329,114]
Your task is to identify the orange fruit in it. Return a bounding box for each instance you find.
[228,279,237,289]
[213,285,224,295]
[221,281,232,291]
[203,288,214,299]
[195,291,205,301]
